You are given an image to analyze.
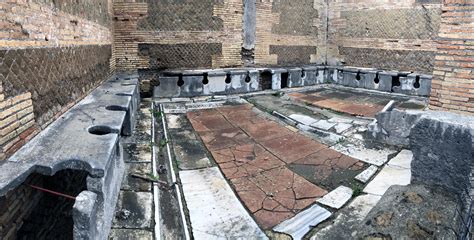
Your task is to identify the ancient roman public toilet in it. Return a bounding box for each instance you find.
[0,0,473,239]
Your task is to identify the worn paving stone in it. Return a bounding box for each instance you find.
[187,104,371,230]
[289,114,318,126]
[180,167,268,240]
[113,191,153,229]
[334,123,353,134]
[363,165,411,196]
[231,167,328,229]
[261,133,327,164]
[109,229,153,240]
[121,163,152,191]
[212,143,285,180]
[387,149,412,169]
[289,148,365,189]
[316,186,353,209]
[273,204,331,240]
[311,120,337,131]
[171,137,213,170]
[355,165,378,183]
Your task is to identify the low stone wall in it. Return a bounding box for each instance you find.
[368,109,474,222]
[151,65,432,98]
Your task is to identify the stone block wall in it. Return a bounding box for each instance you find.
[327,0,443,74]
[0,0,113,161]
[429,0,474,114]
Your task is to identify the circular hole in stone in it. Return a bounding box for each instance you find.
[88,125,116,135]
[301,71,306,78]
[374,74,380,84]
[414,76,421,89]
[177,76,184,87]
[202,74,209,85]
[106,105,127,111]
[225,74,232,84]
[244,74,251,83]
[356,72,361,81]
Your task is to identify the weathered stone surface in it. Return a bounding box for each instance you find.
[356,185,462,240]
[355,165,378,183]
[180,167,267,239]
[387,150,412,169]
[363,165,411,196]
[310,194,381,240]
[113,191,153,229]
[289,114,318,126]
[409,111,474,210]
[273,204,331,240]
[331,143,396,166]
[109,229,153,240]
[316,186,353,209]
[311,120,336,131]
[121,163,152,191]
[334,123,352,134]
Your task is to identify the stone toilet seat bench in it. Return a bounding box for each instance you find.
[0,74,140,240]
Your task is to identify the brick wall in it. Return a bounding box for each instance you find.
[254,0,326,66]
[113,0,327,70]
[0,1,113,161]
[429,0,474,114]
[327,0,443,74]
[114,0,243,70]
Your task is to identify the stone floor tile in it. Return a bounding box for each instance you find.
[311,120,336,131]
[121,163,152,192]
[355,165,378,183]
[387,149,413,169]
[240,120,293,142]
[172,138,213,170]
[187,113,234,132]
[112,191,153,229]
[274,204,331,240]
[334,123,353,134]
[261,133,327,163]
[198,127,253,150]
[363,165,411,196]
[288,114,319,126]
[180,167,267,240]
[316,186,353,209]
[109,229,153,240]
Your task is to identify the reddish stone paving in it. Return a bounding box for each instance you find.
[187,104,363,229]
[288,90,389,117]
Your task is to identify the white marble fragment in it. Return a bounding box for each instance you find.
[274,204,331,240]
[334,123,353,134]
[289,114,318,126]
[317,186,353,209]
[180,167,267,240]
[311,120,337,131]
[363,165,411,196]
[387,149,413,169]
[355,165,378,183]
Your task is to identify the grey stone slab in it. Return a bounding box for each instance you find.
[376,71,397,92]
[113,191,153,229]
[334,123,352,134]
[180,75,205,97]
[172,138,213,170]
[121,163,152,191]
[327,117,353,124]
[297,124,344,146]
[363,165,411,196]
[311,120,336,131]
[393,74,432,96]
[289,114,318,126]
[180,167,267,240]
[355,165,378,183]
[273,204,331,240]
[154,76,181,98]
[288,68,304,88]
[73,191,98,240]
[109,229,154,240]
[387,150,412,169]
[317,186,353,209]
